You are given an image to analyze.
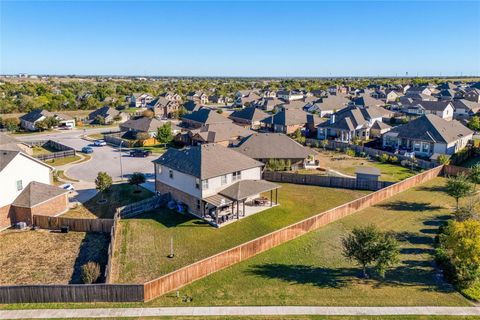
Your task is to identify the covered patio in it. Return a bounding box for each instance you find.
[203,180,280,227]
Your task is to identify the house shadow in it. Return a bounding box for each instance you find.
[375,201,443,212]
[416,185,448,193]
[394,231,433,245]
[247,262,456,293]
[127,209,208,228]
[69,232,110,284]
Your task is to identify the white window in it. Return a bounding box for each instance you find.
[16,180,23,191]
[202,179,209,190]
[232,171,241,182]
[221,175,227,185]
[169,170,174,179]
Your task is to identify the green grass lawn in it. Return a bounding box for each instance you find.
[141,144,167,154]
[85,133,104,140]
[147,177,471,307]
[44,155,81,166]
[62,183,153,219]
[31,145,54,156]
[313,150,419,182]
[111,184,368,283]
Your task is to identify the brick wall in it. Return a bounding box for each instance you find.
[12,193,69,225]
[155,180,202,216]
[0,205,13,230]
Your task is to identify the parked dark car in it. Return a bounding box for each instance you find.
[129,149,152,157]
[81,146,94,154]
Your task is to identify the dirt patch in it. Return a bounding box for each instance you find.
[0,229,109,285]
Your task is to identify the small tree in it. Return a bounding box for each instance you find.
[94,115,106,125]
[470,163,480,190]
[320,139,328,150]
[81,261,101,284]
[468,116,480,132]
[95,171,112,201]
[156,122,173,147]
[438,154,451,165]
[446,174,473,209]
[216,108,223,114]
[129,172,146,192]
[142,109,154,118]
[342,225,399,278]
[439,219,480,288]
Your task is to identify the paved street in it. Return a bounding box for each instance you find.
[16,127,156,182]
[0,306,479,319]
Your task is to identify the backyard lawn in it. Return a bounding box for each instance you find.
[44,155,81,166]
[0,229,109,285]
[62,183,153,219]
[148,177,471,307]
[111,184,368,283]
[311,150,420,182]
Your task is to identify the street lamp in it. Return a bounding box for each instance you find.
[119,141,124,182]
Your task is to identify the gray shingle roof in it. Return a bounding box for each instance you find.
[0,150,20,172]
[388,114,473,144]
[262,109,320,126]
[88,106,120,120]
[191,123,252,143]
[153,144,264,179]
[235,133,311,160]
[20,109,72,122]
[12,181,68,208]
[229,107,269,123]
[219,180,279,201]
[182,108,231,125]
[120,117,164,133]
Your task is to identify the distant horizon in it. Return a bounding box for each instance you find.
[1,1,479,76]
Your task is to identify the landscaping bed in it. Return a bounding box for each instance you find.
[111,183,368,283]
[62,183,153,219]
[0,229,109,285]
[310,149,420,182]
[149,177,470,307]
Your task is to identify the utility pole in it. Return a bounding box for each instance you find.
[119,141,124,182]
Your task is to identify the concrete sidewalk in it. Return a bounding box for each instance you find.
[1,306,479,319]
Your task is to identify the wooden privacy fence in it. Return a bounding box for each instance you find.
[33,215,114,233]
[143,165,444,301]
[104,132,136,148]
[116,194,169,219]
[0,284,144,304]
[105,212,120,284]
[443,164,471,177]
[264,171,393,191]
[26,140,76,161]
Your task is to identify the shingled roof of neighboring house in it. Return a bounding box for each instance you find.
[352,95,385,108]
[254,97,284,110]
[183,101,203,112]
[387,114,473,144]
[452,99,480,114]
[120,117,164,132]
[408,101,453,112]
[311,94,350,111]
[12,181,68,208]
[182,108,232,126]
[371,120,391,130]
[235,133,311,160]
[261,109,321,126]
[0,133,22,152]
[153,143,264,179]
[318,105,389,131]
[88,106,120,120]
[191,123,253,143]
[20,109,72,123]
[228,107,269,123]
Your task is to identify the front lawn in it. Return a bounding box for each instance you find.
[313,150,420,182]
[111,184,368,283]
[0,229,109,285]
[141,144,167,154]
[149,177,470,307]
[44,155,81,166]
[62,183,154,219]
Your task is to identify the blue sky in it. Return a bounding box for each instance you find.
[1,1,479,77]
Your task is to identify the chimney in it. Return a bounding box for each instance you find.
[330,114,336,124]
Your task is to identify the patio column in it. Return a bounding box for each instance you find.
[275,188,278,205]
[215,208,218,225]
[236,201,239,219]
[243,200,246,216]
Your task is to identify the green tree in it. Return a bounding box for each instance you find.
[94,115,106,125]
[438,154,451,165]
[446,174,474,209]
[468,116,480,132]
[156,122,173,147]
[128,172,146,192]
[470,163,480,189]
[342,225,399,278]
[439,219,480,288]
[95,171,112,201]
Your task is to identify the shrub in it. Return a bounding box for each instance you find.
[389,156,398,163]
[345,148,356,157]
[216,108,223,114]
[81,261,101,284]
[378,153,389,163]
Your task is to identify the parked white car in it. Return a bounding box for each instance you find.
[94,140,107,146]
[60,183,75,192]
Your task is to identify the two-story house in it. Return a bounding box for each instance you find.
[153,144,279,227]
[405,101,454,120]
[0,150,69,230]
[186,91,208,104]
[20,109,76,131]
[276,90,304,102]
[128,93,154,108]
